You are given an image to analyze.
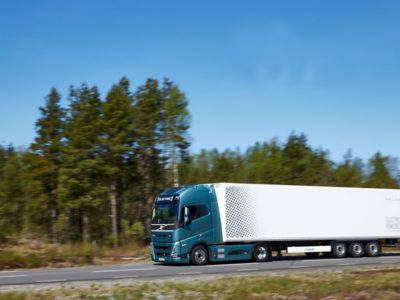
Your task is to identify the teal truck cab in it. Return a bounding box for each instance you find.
[150,184,255,265]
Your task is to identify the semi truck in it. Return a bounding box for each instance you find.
[150,183,400,265]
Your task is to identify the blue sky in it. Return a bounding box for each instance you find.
[0,1,399,161]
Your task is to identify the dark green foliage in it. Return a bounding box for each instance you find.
[330,150,364,187]
[28,88,65,241]
[0,149,25,239]
[101,77,135,247]
[0,78,398,246]
[160,79,191,186]
[133,79,165,240]
[58,84,107,243]
[365,153,399,188]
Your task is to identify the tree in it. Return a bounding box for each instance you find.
[0,149,25,239]
[365,152,398,188]
[101,77,134,247]
[281,133,332,186]
[58,84,106,243]
[246,140,284,184]
[281,133,313,185]
[330,150,364,187]
[133,79,164,241]
[160,79,191,187]
[29,88,65,241]
[180,149,212,185]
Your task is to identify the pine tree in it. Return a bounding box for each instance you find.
[101,77,134,247]
[365,152,398,188]
[281,133,313,185]
[330,150,364,187]
[58,84,106,243]
[29,88,65,241]
[246,141,284,184]
[160,79,191,187]
[133,79,165,241]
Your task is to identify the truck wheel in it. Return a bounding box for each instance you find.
[253,244,271,262]
[190,245,209,265]
[348,242,364,258]
[365,241,381,257]
[332,242,347,258]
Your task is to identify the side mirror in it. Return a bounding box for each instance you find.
[184,207,190,225]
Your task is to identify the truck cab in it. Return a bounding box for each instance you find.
[150,184,222,264]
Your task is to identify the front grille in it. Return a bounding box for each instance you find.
[154,244,171,256]
[154,245,170,250]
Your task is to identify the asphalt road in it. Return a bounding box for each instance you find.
[1,253,400,286]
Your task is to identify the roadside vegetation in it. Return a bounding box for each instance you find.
[0,239,148,270]
[1,267,400,299]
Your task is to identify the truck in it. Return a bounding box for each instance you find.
[150,183,400,265]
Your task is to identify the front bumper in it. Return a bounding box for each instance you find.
[150,242,189,264]
[152,254,189,264]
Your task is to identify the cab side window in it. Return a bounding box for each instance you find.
[183,204,209,222]
[193,204,209,219]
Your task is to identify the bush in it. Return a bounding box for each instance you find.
[0,251,44,269]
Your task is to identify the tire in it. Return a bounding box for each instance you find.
[190,245,209,265]
[365,241,381,257]
[253,244,271,262]
[305,252,320,258]
[332,242,347,258]
[348,242,364,258]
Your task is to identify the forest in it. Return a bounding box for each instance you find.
[0,77,399,247]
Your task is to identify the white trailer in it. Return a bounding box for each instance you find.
[214,183,400,258]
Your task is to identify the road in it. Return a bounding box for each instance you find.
[1,253,400,286]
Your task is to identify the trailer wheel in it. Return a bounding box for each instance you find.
[348,242,364,258]
[253,244,271,262]
[365,241,381,257]
[190,245,209,265]
[332,242,347,258]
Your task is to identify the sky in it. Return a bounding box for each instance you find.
[0,0,399,162]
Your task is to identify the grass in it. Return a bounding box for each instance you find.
[0,239,149,270]
[1,267,400,299]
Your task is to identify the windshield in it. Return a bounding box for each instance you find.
[151,203,179,224]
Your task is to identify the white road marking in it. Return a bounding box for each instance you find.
[178,271,202,275]
[36,279,67,283]
[206,262,261,267]
[236,268,259,272]
[302,259,328,262]
[338,263,355,266]
[380,261,396,264]
[0,274,28,278]
[289,266,309,269]
[93,268,156,273]
[112,275,139,279]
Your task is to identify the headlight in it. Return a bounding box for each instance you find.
[150,242,154,258]
[171,241,180,258]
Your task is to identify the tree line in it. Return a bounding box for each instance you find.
[0,77,190,246]
[0,77,399,246]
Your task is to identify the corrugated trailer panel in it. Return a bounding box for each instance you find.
[214,183,400,242]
